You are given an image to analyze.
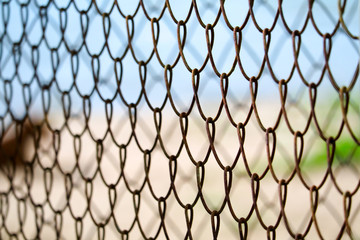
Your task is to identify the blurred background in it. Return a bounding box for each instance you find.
[0,0,360,239]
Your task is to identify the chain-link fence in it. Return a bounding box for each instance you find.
[0,0,360,239]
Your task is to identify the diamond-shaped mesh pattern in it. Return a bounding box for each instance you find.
[0,0,360,239]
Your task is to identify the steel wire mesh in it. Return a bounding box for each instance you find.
[0,0,360,239]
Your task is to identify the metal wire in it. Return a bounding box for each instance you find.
[0,0,360,239]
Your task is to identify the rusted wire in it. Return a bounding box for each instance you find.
[0,0,359,239]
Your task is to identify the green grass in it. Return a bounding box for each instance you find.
[302,138,360,170]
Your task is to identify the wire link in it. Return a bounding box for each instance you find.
[0,0,360,239]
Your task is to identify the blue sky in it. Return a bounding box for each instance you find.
[0,0,359,117]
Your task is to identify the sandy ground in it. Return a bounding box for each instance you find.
[1,100,359,240]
